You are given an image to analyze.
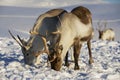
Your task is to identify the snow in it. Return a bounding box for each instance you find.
[0,37,120,80]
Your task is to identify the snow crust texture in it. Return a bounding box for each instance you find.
[0,37,120,80]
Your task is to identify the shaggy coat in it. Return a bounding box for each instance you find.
[48,6,94,71]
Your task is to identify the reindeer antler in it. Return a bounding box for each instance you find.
[29,30,39,35]
[8,30,23,47]
[97,21,102,31]
[103,21,107,30]
[17,35,27,46]
[41,36,49,54]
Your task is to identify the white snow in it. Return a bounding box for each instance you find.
[0,37,120,80]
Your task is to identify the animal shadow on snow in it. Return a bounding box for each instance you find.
[0,52,24,66]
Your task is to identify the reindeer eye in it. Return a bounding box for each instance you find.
[26,53,29,56]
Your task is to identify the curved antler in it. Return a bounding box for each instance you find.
[32,32,49,56]
[51,30,61,34]
[41,36,49,53]
[29,30,39,35]
[8,30,23,47]
[97,21,102,31]
[17,35,27,46]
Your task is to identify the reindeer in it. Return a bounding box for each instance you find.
[9,9,67,65]
[97,21,115,41]
[46,6,94,71]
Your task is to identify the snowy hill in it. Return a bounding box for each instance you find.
[0,4,120,41]
[0,37,120,80]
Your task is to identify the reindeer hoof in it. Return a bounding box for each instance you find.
[89,59,94,64]
[74,66,80,70]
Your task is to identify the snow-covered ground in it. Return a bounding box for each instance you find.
[0,37,120,80]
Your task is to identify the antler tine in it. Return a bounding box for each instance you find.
[51,30,61,34]
[36,32,49,54]
[97,21,101,29]
[8,30,23,47]
[29,29,38,35]
[103,21,107,30]
[97,21,103,31]
[17,35,25,45]
[41,36,49,54]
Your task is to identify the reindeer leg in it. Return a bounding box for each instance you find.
[73,42,82,70]
[47,58,50,67]
[112,38,114,41]
[87,40,94,64]
[64,51,69,67]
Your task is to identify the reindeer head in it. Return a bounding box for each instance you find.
[96,21,107,39]
[47,31,63,71]
[8,30,48,65]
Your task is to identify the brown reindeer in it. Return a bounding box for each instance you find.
[46,6,94,71]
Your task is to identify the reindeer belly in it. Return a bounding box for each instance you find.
[80,35,91,42]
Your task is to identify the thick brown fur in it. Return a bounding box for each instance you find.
[71,6,92,24]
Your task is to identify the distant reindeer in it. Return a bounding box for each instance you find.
[9,9,67,65]
[46,6,94,71]
[97,21,115,41]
